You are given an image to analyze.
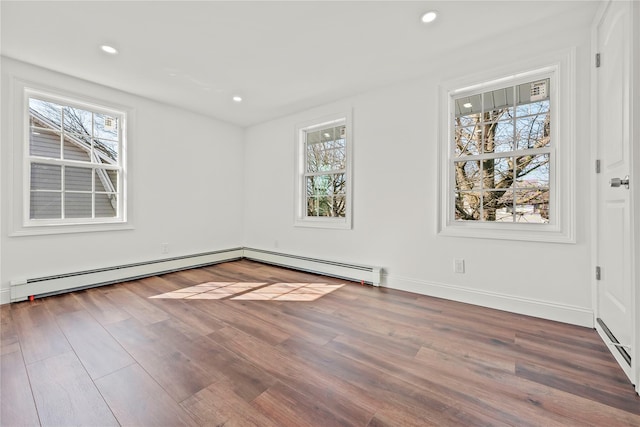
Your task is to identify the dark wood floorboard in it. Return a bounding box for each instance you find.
[27,351,118,426]
[1,259,639,426]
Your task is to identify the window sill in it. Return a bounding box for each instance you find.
[438,222,575,243]
[294,217,352,230]
[10,221,133,237]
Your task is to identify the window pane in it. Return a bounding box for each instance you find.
[30,192,61,219]
[31,163,61,190]
[307,176,328,196]
[65,192,92,218]
[95,193,117,218]
[483,86,514,117]
[490,121,515,153]
[333,173,346,195]
[29,98,62,129]
[454,192,481,221]
[30,128,61,158]
[333,195,346,218]
[306,174,345,197]
[65,167,92,191]
[94,113,119,140]
[306,137,345,172]
[94,138,119,163]
[482,157,513,189]
[454,160,480,190]
[306,130,320,145]
[516,80,550,106]
[63,106,93,138]
[307,196,335,217]
[456,94,481,117]
[515,188,549,223]
[455,112,481,128]
[307,196,325,216]
[516,154,550,187]
[516,113,550,150]
[321,127,334,142]
[516,99,550,117]
[484,190,514,222]
[63,138,91,161]
[95,169,117,192]
[455,125,480,156]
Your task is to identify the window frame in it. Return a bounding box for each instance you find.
[438,54,576,243]
[11,82,131,236]
[294,111,353,229]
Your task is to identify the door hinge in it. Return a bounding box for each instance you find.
[596,266,601,280]
[596,53,601,68]
[595,159,601,173]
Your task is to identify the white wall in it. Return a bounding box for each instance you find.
[1,58,245,304]
[243,26,594,326]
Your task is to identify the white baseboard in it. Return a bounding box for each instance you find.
[2,248,594,330]
[383,273,594,328]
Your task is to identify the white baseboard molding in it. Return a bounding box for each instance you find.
[9,248,243,303]
[243,247,382,286]
[383,273,594,328]
[3,248,593,330]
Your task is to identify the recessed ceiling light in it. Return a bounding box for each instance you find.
[421,11,437,23]
[232,95,243,102]
[463,102,473,108]
[100,45,118,55]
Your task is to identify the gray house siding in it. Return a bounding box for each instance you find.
[29,114,116,219]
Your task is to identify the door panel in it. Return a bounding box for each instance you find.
[596,0,633,381]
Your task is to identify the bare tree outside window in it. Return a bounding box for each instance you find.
[305,124,347,218]
[453,80,551,223]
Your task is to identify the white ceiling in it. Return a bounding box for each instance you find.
[1,1,600,127]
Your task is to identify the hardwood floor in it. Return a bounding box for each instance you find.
[1,259,639,426]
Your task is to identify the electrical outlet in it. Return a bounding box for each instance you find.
[161,243,169,254]
[454,258,465,274]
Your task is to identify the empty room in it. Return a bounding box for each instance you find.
[1,0,639,425]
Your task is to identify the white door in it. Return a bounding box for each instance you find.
[595,0,634,384]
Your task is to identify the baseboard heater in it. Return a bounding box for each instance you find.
[9,247,381,303]
[243,247,381,286]
[10,248,244,303]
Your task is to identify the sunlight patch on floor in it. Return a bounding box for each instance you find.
[149,281,344,301]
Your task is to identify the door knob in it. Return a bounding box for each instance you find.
[610,175,630,189]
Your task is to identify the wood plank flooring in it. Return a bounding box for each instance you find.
[1,259,639,426]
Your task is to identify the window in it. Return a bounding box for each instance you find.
[295,112,352,228]
[453,79,551,223]
[439,56,575,242]
[24,90,126,226]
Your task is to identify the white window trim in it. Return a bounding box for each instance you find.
[437,51,576,243]
[294,111,353,229]
[9,78,133,236]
